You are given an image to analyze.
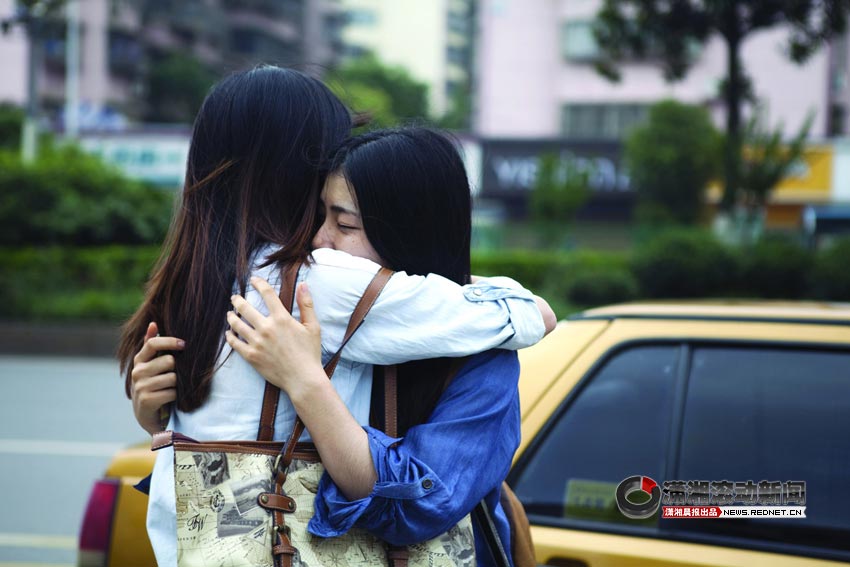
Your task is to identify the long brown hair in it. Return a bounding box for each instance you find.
[118,66,352,412]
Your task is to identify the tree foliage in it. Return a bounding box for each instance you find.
[437,80,473,131]
[0,104,24,150]
[528,153,592,249]
[332,54,430,126]
[328,80,398,129]
[530,153,592,223]
[594,0,850,211]
[740,108,813,207]
[625,100,721,225]
[145,53,217,123]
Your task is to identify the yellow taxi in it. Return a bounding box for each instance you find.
[79,302,850,566]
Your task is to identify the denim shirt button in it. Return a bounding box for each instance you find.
[421,478,433,490]
[472,288,483,297]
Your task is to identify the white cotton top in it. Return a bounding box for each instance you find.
[146,246,545,566]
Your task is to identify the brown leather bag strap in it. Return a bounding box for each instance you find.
[382,364,407,567]
[269,267,394,562]
[380,355,468,439]
[383,364,399,438]
[324,267,395,377]
[276,267,394,475]
[257,262,300,442]
[381,356,470,566]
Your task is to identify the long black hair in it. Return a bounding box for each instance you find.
[328,127,473,433]
[119,66,353,412]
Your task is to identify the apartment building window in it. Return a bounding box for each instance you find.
[561,103,648,140]
[829,103,847,136]
[347,9,377,26]
[109,30,143,77]
[562,20,599,61]
[448,11,470,35]
[447,45,467,65]
[230,28,256,54]
[343,44,371,59]
[42,19,68,72]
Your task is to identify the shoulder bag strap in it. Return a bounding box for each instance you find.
[269,266,393,567]
[473,498,512,567]
[381,356,469,567]
[256,262,301,441]
[275,267,394,470]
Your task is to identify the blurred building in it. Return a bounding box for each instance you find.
[141,1,344,72]
[472,0,850,226]
[0,0,345,125]
[475,0,849,140]
[338,0,475,117]
[0,0,34,105]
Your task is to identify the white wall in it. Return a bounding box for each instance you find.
[476,0,832,139]
[341,0,452,115]
[0,0,29,105]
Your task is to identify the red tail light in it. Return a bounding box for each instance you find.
[77,479,119,567]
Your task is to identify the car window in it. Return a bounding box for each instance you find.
[673,345,850,555]
[511,344,679,528]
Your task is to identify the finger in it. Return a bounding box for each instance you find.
[137,354,177,378]
[138,388,177,409]
[226,310,257,343]
[251,276,289,318]
[144,322,158,342]
[137,372,177,393]
[147,336,186,353]
[225,330,249,356]
[296,282,319,330]
[135,335,184,364]
[230,294,267,329]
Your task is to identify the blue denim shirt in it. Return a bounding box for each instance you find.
[309,350,521,567]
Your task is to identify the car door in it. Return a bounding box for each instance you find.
[665,343,850,563]
[509,319,850,567]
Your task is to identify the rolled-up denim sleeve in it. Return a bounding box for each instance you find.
[464,277,545,351]
[308,351,521,545]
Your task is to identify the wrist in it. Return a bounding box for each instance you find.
[286,367,332,410]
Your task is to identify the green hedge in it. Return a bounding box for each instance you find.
[3,236,849,322]
[812,237,850,300]
[1,246,159,320]
[471,249,562,291]
[741,235,812,299]
[632,229,740,298]
[0,145,174,246]
[473,249,633,316]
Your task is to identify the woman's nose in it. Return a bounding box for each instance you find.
[312,222,333,250]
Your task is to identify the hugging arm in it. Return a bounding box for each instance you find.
[227,280,378,499]
[297,249,554,365]
[128,249,552,438]
[224,251,544,500]
[307,350,521,545]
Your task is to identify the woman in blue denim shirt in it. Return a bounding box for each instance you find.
[227,128,545,566]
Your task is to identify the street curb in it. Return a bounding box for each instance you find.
[0,321,121,358]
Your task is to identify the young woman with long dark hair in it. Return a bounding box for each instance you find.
[122,69,554,566]
[224,128,538,566]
